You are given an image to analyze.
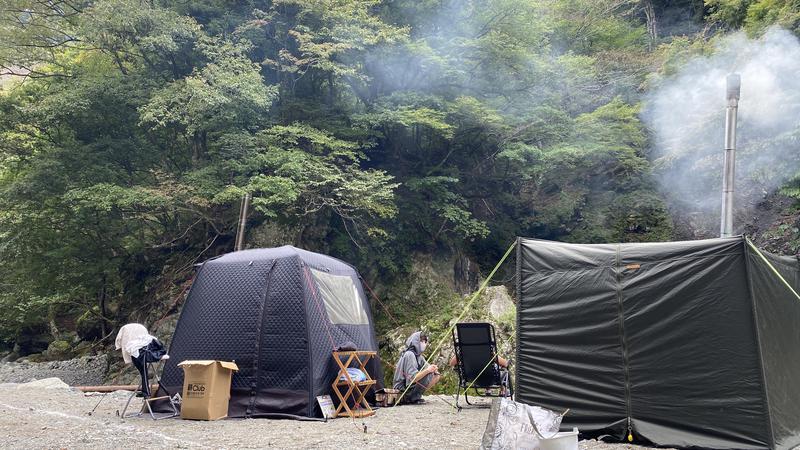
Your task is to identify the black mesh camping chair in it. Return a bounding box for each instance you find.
[116,325,179,420]
[452,322,513,408]
[121,339,179,420]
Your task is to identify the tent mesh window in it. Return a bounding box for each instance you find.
[310,269,369,325]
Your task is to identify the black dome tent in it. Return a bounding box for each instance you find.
[159,246,383,419]
[516,236,800,449]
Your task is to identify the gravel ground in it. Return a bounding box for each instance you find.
[0,378,664,449]
[0,355,108,386]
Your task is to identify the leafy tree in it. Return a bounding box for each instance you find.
[10,0,796,353]
[0,0,401,348]
[706,0,800,34]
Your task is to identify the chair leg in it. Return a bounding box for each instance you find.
[160,381,180,418]
[123,360,179,421]
[145,398,157,420]
[121,391,133,418]
[144,397,178,420]
[464,388,473,405]
[121,390,143,419]
[474,387,482,398]
[144,360,179,420]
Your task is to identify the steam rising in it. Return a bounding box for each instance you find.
[644,27,800,236]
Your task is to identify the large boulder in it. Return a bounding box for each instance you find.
[485,286,514,322]
[149,313,179,348]
[43,340,73,360]
[373,251,517,393]
[16,377,72,391]
[13,324,51,356]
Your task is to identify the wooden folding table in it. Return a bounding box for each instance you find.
[331,350,377,418]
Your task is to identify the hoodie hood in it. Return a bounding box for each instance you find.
[405,331,424,356]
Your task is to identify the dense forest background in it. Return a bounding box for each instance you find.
[1,0,799,358]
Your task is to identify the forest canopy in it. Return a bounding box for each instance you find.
[1,0,799,352]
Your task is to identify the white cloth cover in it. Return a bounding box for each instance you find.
[115,323,156,364]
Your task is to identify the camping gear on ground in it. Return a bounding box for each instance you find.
[339,367,367,382]
[116,324,179,420]
[452,322,513,409]
[178,360,239,420]
[331,350,377,418]
[481,398,571,450]
[516,236,800,450]
[158,246,383,419]
[374,388,400,407]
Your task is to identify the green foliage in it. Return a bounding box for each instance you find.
[706,0,755,29]
[744,0,800,34]
[5,0,795,354]
[241,124,399,225]
[706,0,800,34]
[404,177,489,241]
[138,38,276,134]
[0,0,402,349]
[0,0,85,77]
[519,99,670,242]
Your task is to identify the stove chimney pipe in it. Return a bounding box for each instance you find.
[720,73,740,238]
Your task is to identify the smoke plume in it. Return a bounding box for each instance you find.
[643,26,800,237]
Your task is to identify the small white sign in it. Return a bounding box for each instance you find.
[316,395,336,419]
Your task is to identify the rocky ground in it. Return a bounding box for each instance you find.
[0,376,664,450]
[0,355,109,386]
[0,353,671,449]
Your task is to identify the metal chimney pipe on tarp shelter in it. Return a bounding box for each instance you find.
[235,192,251,251]
[720,73,740,238]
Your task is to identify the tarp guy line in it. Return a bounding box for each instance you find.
[746,237,800,302]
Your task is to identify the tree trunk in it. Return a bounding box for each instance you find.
[191,131,204,164]
[327,72,335,106]
[643,0,658,51]
[48,313,60,339]
[99,274,108,338]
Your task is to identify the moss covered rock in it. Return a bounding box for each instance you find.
[76,308,104,341]
[43,340,73,360]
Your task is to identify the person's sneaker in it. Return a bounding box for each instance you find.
[414,398,427,404]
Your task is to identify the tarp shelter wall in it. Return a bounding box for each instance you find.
[160,246,383,418]
[516,236,800,449]
[747,249,800,448]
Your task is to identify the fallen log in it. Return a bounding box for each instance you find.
[74,384,158,393]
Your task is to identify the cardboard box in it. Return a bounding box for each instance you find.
[178,360,239,420]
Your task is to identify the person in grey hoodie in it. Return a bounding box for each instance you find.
[392,331,440,404]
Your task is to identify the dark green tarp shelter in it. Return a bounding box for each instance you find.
[516,236,800,449]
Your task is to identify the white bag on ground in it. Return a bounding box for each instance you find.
[480,397,565,450]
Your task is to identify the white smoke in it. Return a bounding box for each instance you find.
[643,26,800,236]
